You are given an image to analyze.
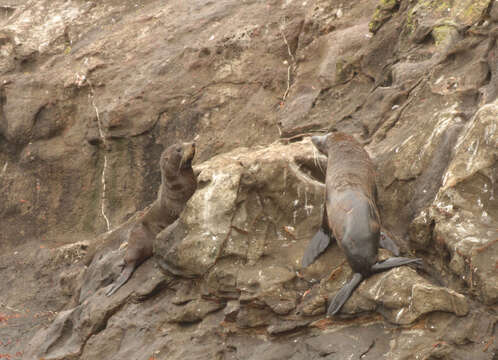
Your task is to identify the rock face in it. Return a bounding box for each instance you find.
[154,140,325,277]
[0,0,496,359]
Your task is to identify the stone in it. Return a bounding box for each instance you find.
[167,298,226,324]
[2,0,498,359]
[341,267,469,324]
[236,306,274,329]
[266,319,311,335]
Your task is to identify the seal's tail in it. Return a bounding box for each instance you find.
[105,264,135,297]
[327,272,363,315]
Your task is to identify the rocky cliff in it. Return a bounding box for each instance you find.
[0,0,496,359]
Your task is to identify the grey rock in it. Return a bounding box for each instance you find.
[236,306,274,329]
[341,266,469,324]
[266,319,312,335]
[167,298,226,324]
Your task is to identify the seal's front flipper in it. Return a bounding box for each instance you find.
[371,257,422,273]
[105,265,135,296]
[302,208,332,267]
[327,273,363,315]
[380,231,400,256]
[301,227,332,267]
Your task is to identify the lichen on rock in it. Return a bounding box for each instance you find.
[1,0,498,359]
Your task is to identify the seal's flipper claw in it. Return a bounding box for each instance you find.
[371,257,422,273]
[301,228,332,267]
[327,273,363,316]
[105,265,135,297]
[379,231,400,256]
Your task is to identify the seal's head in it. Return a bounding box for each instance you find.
[311,134,330,155]
[160,142,196,177]
[312,132,358,156]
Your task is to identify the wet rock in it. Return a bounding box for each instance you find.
[236,306,274,329]
[26,259,169,359]
[266,319,311,335]
[408,209,433,249]
[204,262,240,299]
[25,307,84,360]
[58,263,86,305]
[237,265,297,314]
[3,0,498,358]
[305,323,389,359]
[25,293,124,360]
[154,139,324,284]
[154,162,242,277]
[369,0,400,34]
[388,311,497,360]
[246,342,318,360]
[261,292,297,315]
[404,0,491,41]
[440,100,497,191]
[340,266,469,324]
[223,300,240,322]
[296,284,327,316]
[172,281,200,305]
[410,100,498,305]
[167,298,225,324]
[79,250,123,303]
[279,21,373,136]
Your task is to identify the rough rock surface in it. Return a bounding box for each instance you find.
[0,0,496,359]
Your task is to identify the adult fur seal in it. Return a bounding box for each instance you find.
[301,132,421,315]
[106,142,197,296]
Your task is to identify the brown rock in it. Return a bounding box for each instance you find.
[167,299,225,324]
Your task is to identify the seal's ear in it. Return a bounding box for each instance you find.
[311,134,328,154]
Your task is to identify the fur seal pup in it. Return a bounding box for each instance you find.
[301,132,422,315]
[106,142,197,296]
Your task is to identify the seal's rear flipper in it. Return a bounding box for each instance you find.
[379,231,400,256]
[105,265,135,296]
[327,273,363,315]
[371,257,422,273]
[301,227,332,267]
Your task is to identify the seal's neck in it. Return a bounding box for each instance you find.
[159,167,196,201]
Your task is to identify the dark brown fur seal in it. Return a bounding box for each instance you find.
[106,142,197,296]
[301,132,421,315]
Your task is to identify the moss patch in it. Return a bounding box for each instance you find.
[431,24,456,46]
[404,0,491,36]
[369,0,400,33]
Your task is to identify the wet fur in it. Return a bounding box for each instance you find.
[303,132,421,315]
[106,142,197,296]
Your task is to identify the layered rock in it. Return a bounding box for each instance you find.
[0,0,496,359]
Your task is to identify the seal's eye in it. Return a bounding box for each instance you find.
[176,147,182,153]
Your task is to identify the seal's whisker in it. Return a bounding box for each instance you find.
[178,154,185,173]
[312,146,325,174]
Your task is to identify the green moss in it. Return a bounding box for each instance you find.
[335,58,354,84]
[369,0,400,33]
[404,8,415,34]
[407,0,490,30]
[458,0,491,25]
[380,0,398,8]
[369,8,383,33]
[431,24,455,46]
[435,1,451,13]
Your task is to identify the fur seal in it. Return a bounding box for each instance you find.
[105,142,197,296]
[301,132,422,315]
